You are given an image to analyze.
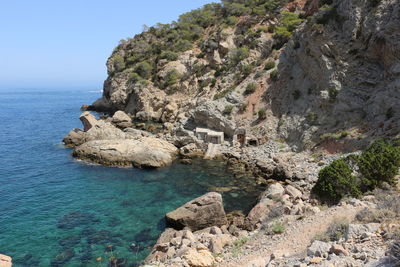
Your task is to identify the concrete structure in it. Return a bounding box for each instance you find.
[234,128,246,147]
[195,127,224,144]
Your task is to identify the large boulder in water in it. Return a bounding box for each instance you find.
[72,137,178,168]
[63,119,131,147]
[165,192,228,231]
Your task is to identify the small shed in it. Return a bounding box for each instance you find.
[206,131,224,144]
[195,127,209,141]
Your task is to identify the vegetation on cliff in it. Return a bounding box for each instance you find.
[107,0,300,95]
[313,140,400,203]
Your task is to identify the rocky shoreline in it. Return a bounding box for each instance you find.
[62,0,400,265]
[62,109,368,267]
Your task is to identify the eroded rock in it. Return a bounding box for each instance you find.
[166,192,228,231]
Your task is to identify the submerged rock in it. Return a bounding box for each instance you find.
[51,249,74,266]
[57,211,100,230]
[165,192,228,231]
[59,235,81,248]
[72,137,178,168]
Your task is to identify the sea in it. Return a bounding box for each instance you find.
[0,88,262,266]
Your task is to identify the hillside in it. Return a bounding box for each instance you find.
[65,0,400,266]
[90,0,399,153]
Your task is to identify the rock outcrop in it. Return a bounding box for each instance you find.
[111,110,133,129]
[165,192,228,231]
[73,137,178,168]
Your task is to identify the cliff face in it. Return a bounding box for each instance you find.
[91,0,400,152]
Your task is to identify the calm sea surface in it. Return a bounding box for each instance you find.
[0,88,262,266]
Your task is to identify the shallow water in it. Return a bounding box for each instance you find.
[0,88,262,266]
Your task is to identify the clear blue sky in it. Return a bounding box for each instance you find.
[0,0,216,90]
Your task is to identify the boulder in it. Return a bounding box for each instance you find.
[261,183,285,200]
[63,115,131,147]
[245,198,278,230]
[0,254,11,267]
[180,143,203,158]
[346,223,380,240]
[285,185,302,199]
[63,128,85,147]
[166,192,228,231]
[158,61,188,79]
[209,234,232,254]
[182,248,214,267]
[188,102,236,137]
[79,112,98,131]
[112,110,133,128]
[307,240,331,258]
[72,137,178,168]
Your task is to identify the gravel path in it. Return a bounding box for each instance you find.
[218,204,363,267]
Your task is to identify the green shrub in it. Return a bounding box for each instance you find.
[270,221,285,234]
[240,63,254,77]
[358,140,400,190]
[223,105,234,115]
[270,69,278,81]
[128,72,142,84]
[113,55,125,72]
[230,47,250,66]
[160,51,178,61]
[214,85,235,100]
[329,87,339,101]
[163,70,180,88]
[135,61,153,79]
[258,108,267,119]
[314,218,349,242]
[244,82,257,95]
[293,89,301,100]
[306,112,318,125]
[238,102,248,113]
[274,11,304,39]
[264,61,276,70]
[312,159,361,203]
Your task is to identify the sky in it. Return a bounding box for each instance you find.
[0,0,217,90]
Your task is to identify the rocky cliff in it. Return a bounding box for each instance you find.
[90,0,399,152]
[68,0,400,266]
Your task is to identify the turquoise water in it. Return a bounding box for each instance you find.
[0,89,262,266]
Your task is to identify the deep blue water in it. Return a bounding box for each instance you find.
[0,89,262,266]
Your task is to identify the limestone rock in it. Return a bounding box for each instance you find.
[180,143,202,158]
[182,248,214,267]
[285,185,302,199]
[159,61,187,79]
[330,244,349,256]
[188,102,236,137]
[79,111,98,132]
[346,223,380,240]
[0,254,12,267]
[307,240,331,258]
[261,183,285,200]
[72,137,178,168]
[166,192,228,231]
[112,110,133,128]
[63,128,85,147]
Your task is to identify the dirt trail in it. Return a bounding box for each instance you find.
[218,204,363,267]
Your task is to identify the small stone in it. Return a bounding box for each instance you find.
[309,257,324,264]
[330,244,349,256]
[210,226,223,236]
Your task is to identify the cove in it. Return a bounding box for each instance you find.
[0,89,263,266]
